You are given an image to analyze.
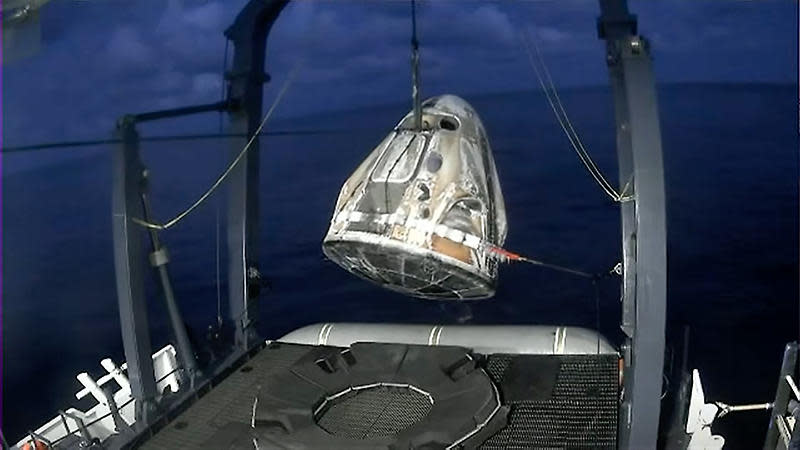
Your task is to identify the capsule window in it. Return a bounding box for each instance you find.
[439,117,459,131]
[426,152,443,173]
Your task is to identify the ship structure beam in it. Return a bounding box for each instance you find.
[598,0,668,447]
[223,0,289,353]
[112,119,159,426]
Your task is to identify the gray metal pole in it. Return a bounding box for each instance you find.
[140,184,199,382]
[224,0,289,352]
[764,342,798,449]
[598,0,668,447]
[112,118,158,426]
[411,0,422,130]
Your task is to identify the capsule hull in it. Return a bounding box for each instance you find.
[323,95,506,300]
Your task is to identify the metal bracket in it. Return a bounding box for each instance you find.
[715,401,772,419]
[766,343,799,447]
[102,385,134,436]
[58,411,91,446]
[24,431,52,450]
[149,248,170,267]
[225,69,270,84]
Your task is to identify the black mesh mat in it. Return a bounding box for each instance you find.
[251,343,508,449]
[480,354,619,449]
[315,385,433,439]
[141,343,619,449]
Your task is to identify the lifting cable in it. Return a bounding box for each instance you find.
[515,27,623,354]
[131,65,299,231]
[520,28,626,203]
[410,0,422,130]
[486,244,594,279]
[486,244,610,354]
[384,0,424,213]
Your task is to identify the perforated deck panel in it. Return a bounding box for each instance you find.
[251,343,508,449]
[316,386,433,439]
[480,354,619,449]
[139,344,619,449]
[138,343,311,450]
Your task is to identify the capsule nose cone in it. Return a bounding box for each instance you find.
[424,95,474,116]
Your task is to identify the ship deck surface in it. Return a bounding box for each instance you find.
[139,342,619,449]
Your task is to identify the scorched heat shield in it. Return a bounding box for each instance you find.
[323,95,507,300]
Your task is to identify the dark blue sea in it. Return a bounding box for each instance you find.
[3,84,798,447]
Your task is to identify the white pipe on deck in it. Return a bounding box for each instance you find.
[279,323,617,355]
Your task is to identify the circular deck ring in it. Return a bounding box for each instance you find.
[252,343,508,449]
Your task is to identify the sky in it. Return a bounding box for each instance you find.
[2,0,798,148]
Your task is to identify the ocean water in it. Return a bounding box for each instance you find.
[3,84,797,447]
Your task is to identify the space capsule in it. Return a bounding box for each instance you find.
[322,95,507,300]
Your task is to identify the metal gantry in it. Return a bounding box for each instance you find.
[112,120,159,427]
[110,0,289,429]
[223,0,289,353]
[598,0,668,447]
[765,343,799,447]
[110,0,668,446]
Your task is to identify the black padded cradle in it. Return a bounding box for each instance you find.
[247,343,508,449]
[141,342,620,449]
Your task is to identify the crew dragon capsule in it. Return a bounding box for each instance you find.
[323,95,507,300]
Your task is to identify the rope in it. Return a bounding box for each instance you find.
[215,203,222,328]
[533,32,618,198]
[518,255,594,279]
[2,130,346,154]
[131,65,299,231]
[46,366,182,447]
[218,38,229,134]
[485,245,594,279]
[215,37,229,329]
[485,244,606,353]
[520,28,624,202]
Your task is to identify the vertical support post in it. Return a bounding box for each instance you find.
[111,119,157,426]
[223,0,288,353]
[609,60,636,338]
[59,411,91,446]
[102,384,133,435]
[765,342,798,448]
[599,0,667,447]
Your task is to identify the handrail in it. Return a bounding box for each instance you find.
[43,366,181,448]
